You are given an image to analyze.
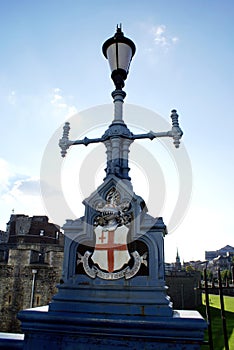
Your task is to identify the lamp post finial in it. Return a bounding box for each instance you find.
[116,23,122,32]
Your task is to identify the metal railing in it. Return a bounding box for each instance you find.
[199,268,233,350]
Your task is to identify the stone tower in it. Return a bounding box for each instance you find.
[0,214,64,332]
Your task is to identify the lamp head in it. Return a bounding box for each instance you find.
[102,25,136,89]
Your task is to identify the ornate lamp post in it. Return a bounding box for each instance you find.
[59,25,183,179]
[18,27,207,350]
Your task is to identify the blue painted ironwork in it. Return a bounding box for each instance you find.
[59,99,183,181]
[18,26,206,350]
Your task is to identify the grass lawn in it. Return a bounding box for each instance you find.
[198,294,234,350]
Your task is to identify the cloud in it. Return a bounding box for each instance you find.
[0,159,39,197]
[50,93,62,104]
[0,159,46,229]
[152,25,179,48]
[2,176,41,203]
[137,22,179,62]
[12,178,40,196]
[50,88,78,118]
[7,90,17,105]
[1,176,45,222]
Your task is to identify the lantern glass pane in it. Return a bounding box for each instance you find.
[107,42,132,73]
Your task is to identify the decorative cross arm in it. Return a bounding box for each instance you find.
[131,110,183,148]
[59,122,103,157]
[59,109,183,158]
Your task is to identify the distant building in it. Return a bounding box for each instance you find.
[205,245,234,261]
[205,251,217,260]
[0,214,64,333]
[175,248,182,271]
[0,230,8,243]
[218,245,234,256]
[205,245,234,277]
[165,249,182,274]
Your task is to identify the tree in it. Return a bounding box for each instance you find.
[206,270,213,282]
[220,269,231,283]
[185,265,195,273]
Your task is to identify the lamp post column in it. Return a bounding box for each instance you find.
[112,89,126,124]
[122,138,132,180]
[30,269,37,308]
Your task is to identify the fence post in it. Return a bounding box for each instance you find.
[218,268,229,350]
[204,268,214,350]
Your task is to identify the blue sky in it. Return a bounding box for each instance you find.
[0,0,233,262]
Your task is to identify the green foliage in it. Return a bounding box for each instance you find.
[205,269,213,281]
[220,269,232,282]
[185,265,195,273]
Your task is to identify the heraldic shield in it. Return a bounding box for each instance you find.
[82,187,147,280]
[92,224,130,273]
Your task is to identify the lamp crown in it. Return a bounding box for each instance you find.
[102,25,136,89]
[115,24,124,38]
[116,23,122,32]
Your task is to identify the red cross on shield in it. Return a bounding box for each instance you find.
[92,225,130,272]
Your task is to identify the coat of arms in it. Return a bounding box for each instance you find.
[80,188,147,280]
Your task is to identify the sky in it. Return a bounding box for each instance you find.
[0,0,233,263]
